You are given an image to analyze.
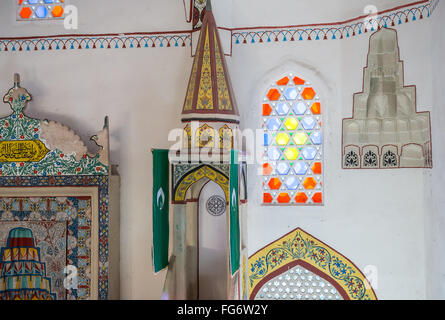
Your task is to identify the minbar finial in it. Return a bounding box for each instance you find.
[206,0,212,11]
[14,73,20,88]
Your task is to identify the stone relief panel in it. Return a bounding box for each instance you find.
[342,28,432,169]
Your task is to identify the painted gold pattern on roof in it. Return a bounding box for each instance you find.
[196,27,213,110]
[214,30,232,111]
[183,29,203,112]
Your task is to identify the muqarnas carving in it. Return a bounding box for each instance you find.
[342,28,432,169]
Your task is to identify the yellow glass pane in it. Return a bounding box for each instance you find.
[284,118,298,130]
[276,133,290,146]
[293,132,308,145]
[284,148,299,160]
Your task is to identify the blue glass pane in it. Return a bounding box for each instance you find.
[275,103,289,116]
[35,6,48,18]
[302,147,317,160]
[44,0,54,3]
[276,162,290,175]
[301,117,316,130]
[285,176,300,190]
[266,118,281,131]
[284,88,298,100]
[267,148,281,161]
[263,133,270,146]
[294,162,308,175]
[27,0,39,4]
[293,102,307,115]
[311,132,322,145]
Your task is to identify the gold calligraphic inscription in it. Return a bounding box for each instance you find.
[0,140,49,162]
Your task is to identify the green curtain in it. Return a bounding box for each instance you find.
[152,149,169,273]
[229,149,240,275]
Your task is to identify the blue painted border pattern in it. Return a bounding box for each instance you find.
[0,175,109,300]
[0,0,439,53]
[0,33,192,52]
[233,0,439,44]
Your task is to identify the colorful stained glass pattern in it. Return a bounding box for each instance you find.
[261,73,323,205]
[17,0,65,21]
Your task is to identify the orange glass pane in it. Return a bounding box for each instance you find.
[268,178,282,190]
[267,89,281,101]
[263,103,272,116]
[311,102,321,114]
[277,193,290,203]
[52,5,64,17]
[293,76,305,85]
[312,162,322,175]
[19,7,32,19]
[302,88,316,100]
[276,77,289,86]
[263,163,273,175]
[295,192,308,203]
[312,192,322,203]
[303,177,317,189]
[263,193,273,203]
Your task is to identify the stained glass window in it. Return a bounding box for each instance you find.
[17,0,65,21]
[261,73,323,205]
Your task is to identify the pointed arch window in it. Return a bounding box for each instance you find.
[261,73,323,205]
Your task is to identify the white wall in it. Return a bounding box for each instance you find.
[429,2,445,299]
[0,0,439,299]
[231,17,433,299]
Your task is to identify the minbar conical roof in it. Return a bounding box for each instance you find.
[181,3,240,124]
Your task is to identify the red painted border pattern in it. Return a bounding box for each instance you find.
[0,31,192,52]
[0,0,438,53]
[231,0,438,45]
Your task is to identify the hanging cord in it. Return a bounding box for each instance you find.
[183,0,193,23]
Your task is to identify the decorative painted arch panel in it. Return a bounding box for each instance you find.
[261,73,323,205]
[173,164,229,202]
[248,228,377,300]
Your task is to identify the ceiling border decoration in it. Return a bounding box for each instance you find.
[0,32,192,52]
[0,0,439,54]
[231,0,438,45]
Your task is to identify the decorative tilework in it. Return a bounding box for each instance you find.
[0,175,109,299]
[173,165,228,202]
[0,79,108,177]
[0,223,64,300]
[0,198,92,300]
[248,228,377,300]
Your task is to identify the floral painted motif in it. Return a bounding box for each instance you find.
[0,80,108,177]
[174,165,229,201]
[0,198,92,300]
[248,228,377,300]
[196,29,213,110]
[196,123,215,148]
[0,175,109,300]
[0,77,110,300]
